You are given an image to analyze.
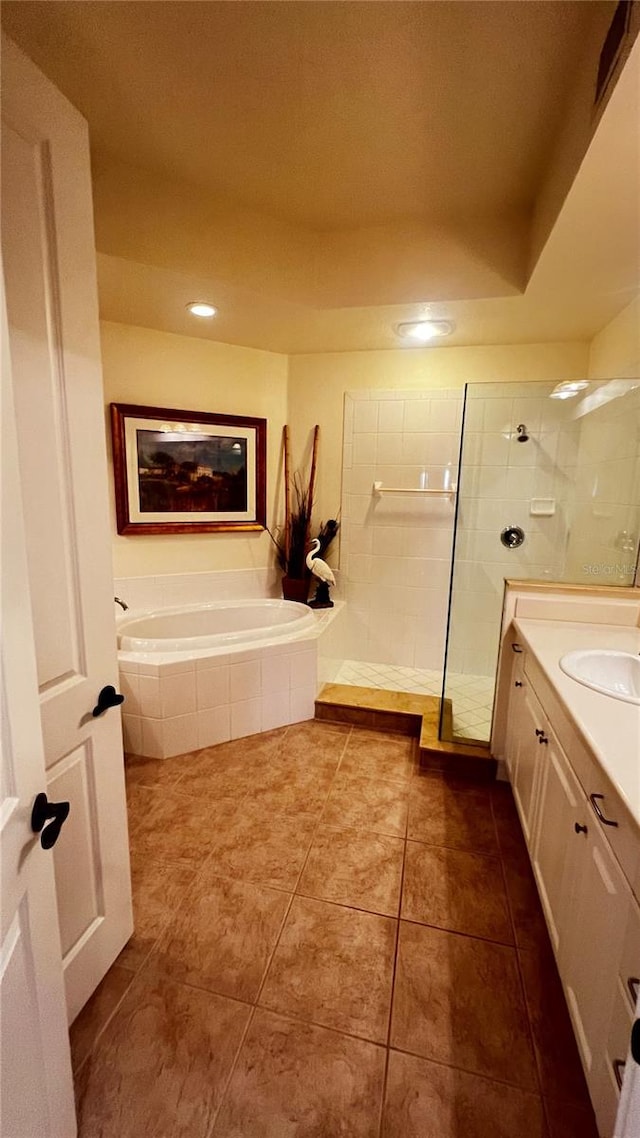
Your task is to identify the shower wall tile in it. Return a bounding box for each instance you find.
[340,389,462,673]
[563,384,640,584]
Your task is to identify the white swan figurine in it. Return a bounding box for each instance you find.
[306,538,336,585]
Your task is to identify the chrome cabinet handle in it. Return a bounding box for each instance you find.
[613,1058,626,1091]
[589,793,619,828]
[628,977,640,1004]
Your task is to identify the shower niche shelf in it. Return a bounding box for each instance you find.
[372,481,457,499]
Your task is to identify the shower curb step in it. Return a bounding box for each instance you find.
[315,684,495,782]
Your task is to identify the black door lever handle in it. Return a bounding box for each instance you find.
[31,792,70,850]
[92,684,125,717]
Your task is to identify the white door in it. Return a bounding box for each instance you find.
[1,34,132,1025]
[1,274,76,1134]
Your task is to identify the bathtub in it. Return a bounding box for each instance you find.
[117,598,341,761]
[118,599,316,653]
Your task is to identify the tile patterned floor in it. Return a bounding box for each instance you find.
[71,722,599,1138]
[334,659,495,741]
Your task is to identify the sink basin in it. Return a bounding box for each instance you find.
[559,650,640,705]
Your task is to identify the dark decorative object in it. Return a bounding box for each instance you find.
[110,403,266,535]
[272,425,339,603]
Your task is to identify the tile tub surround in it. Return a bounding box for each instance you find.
[113,566,282,612]
[73,723,598,1138]
[120,639,319,758]
[340,389,462,672]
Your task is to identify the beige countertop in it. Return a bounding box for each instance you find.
[513,618,640,827]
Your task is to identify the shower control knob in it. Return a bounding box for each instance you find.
[500,525,525,549]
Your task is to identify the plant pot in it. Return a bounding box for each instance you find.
[281,575,310,604]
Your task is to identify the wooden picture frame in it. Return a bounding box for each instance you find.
[110,403,267,535]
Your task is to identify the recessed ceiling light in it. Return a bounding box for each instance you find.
[394,319,454,343]
[549,381,590,400]
[186,301,217,318]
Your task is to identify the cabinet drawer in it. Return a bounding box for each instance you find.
[594,981,634,1138]
[619,898,640,1015]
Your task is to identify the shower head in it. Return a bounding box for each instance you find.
[516,424,529,442]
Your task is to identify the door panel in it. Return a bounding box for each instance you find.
[1,904,55,1136]
[48,745,102,957]
[1,256,76,1133]
[1,33,132,1025]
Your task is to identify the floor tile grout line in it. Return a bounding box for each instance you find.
[377,738,415,1138]
[206,1003,258,1138]
[382,1040,545,1099]
[294,888,400,922]
[397,914,516,951]
[255,997,389,1051]
[490,793,547,1107]
[289,726,354,895]
[252,890,298,1009]
[251,727,354,1011]
[71,966,137,1079]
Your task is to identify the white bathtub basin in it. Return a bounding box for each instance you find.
[118,599,316,652]
[559,649,640,705]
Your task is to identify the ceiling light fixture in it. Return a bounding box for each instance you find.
[549,381,590,400]
[186,301,217,318]
[394,319,454,343]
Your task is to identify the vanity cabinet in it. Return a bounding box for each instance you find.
[531,724,583,957]
[505,652,544,845]
[503,643,640,1137]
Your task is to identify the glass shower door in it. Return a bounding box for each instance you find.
[440,378,640,745]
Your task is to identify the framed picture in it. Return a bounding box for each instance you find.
[110,403,267,534]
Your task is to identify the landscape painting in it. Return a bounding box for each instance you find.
[110,403,267,534]
[136,430,248,514]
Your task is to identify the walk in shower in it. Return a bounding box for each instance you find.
[332,378,640,746]
[442,378,640,744]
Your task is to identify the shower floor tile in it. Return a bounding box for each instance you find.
[73,725,598,1138]
[334,659,495,741]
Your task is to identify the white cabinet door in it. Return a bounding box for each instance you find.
[532,731,585,957]
[1,272,76,1135]
[563,823,630,1097]
[504,651,525,779]
[1,34,133,1025]
[512,684,545,845]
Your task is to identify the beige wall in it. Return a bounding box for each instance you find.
[287,341,590,526]
[588,295,640,380]
[101,321,288,578]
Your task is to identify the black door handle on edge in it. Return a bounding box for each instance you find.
[92,684,125,717]
[31,793,70,850]
[632,1019,640,1065]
